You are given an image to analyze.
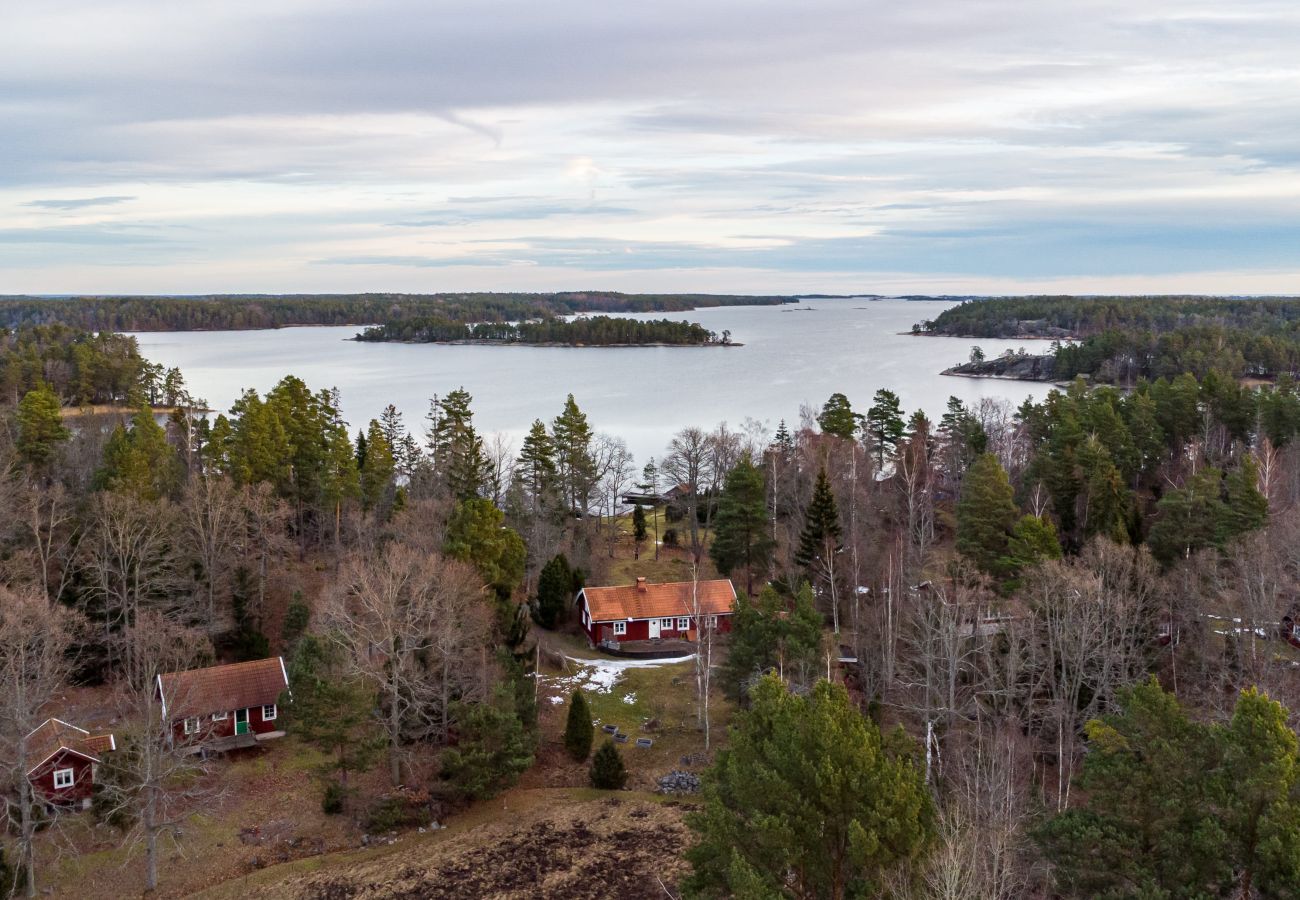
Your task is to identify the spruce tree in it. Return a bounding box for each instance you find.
[534,553,574,629]
[589,739,628,789]
[709,453,774,595]
[358,418,395,513]
[515,418,558,514]
[955,453,1019,575]
[795,467,841,570]
[552,394,596,514]
[865,388,906,467]
[564,690,594,761]
[429,388,490,501]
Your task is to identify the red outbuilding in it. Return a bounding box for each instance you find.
[577,577,737,646]
[26,718,116,810]
[156,657,290,753]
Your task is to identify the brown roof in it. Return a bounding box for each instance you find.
[25,718,115,774]
[581,579,736,622]
[157,657,289,721]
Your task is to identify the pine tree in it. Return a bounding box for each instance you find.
[563,690,593,761]
[684,675,932,898]
[288,636,384,794]
[589,739,628,789]
[723,584,823,699]
[552,394,596,514]
[94,406,181,500]
[429,388,490,501]
[439,687,535,801]
[709,453,774,595]
[358,418,395,513]
[444,499,526,600]
[795,467,841,570]
[865,388,906,467]
[817,393,860,439]
[515,418,558,515]
[15,382,69,469]
[1218,457,1268,543]
[955,453,1019,575]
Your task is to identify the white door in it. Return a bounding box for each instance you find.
[648,618,661,639]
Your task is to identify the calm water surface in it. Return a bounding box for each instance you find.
[132,299,1054,464]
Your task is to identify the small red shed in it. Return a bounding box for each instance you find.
[156,657,290,753]
[576,577,737,646]
[26,718,116,810]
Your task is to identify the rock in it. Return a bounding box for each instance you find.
[657,770,702,795]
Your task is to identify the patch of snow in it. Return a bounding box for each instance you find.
[623,693,637,705]
[544,653,695,695]
[548,695,565,705]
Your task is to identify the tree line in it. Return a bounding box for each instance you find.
[357,315,725,346]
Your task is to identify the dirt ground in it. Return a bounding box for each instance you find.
[206,790,693,900]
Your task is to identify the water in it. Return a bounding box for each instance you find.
[131,298,1055,464]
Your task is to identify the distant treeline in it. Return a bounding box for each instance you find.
[923,296,1300,382]
[357,315,726,346]
[0,324,177,407]
[0,292,792,332]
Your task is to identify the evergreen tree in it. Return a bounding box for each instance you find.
[439,687,535,802]
[563,690,594,761]
[514,418,558,515]
[358,418,395,513]
[955,453,1019,575]
[534,553,575,629]
[428,388,490,501]
[722,584,823,699]
[589,739,628,790]
[1218,458,1268,543]
[795,467,841,570]
[444,498,527,600]
[709,453,774,596]
[865,388,906,467]
[551,394,596,514]
[1002,514,1062,580]
[817,392,861,439]
[631,504,648,555]
[288,636,384,797]
[684,675,932,899]
[94,405,181,500]
[1147,467,1226,564]
[15,382,69,469]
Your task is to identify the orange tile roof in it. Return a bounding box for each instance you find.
[582,579,736,622]
[25,718,115,774]
[157,657,289,721]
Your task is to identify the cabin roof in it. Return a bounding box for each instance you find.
[25,718,115,774]
[581,578,736,622]
[157,657,288,721]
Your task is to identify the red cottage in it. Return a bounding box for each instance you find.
[156,657,290,753]
[26,718,116,810]
[577,577,737,646]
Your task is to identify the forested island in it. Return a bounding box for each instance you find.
[0,292,792,332]
[924,295,1300,383]
[355,314,731,346]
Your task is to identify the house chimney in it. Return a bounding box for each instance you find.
[636,577,647,592]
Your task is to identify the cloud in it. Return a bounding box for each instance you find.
[22,196,135,210]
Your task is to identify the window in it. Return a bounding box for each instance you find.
[212,711,228,721]
[662,618,674,630]
[183,716,200,735]
[262,704,277,721]
[53,768,75,790]
[613,622,627,635]
[677,617,690,630]
[707,615,719,627]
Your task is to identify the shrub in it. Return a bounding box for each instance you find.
[662,528,679,547]
[439,687,535,802]
[364,789,430,832]
[321,781,346,815]
[564,690,594,761]
[590,740,628,790]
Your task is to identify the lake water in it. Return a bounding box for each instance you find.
[132,298,1055,465]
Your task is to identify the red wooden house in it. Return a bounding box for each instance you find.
[26,718,116,810]
[577,577,737,646]
[156,657,290,753]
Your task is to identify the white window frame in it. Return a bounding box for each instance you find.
[612,621,627,635]
[677,617,690,631]
[707,615,719,627]
[212,710,229,721]
[262,704,277,721]
[53,768,75,790]
[661,618,674,630]
[183,716,200,735]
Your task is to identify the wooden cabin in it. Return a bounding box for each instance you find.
[26,718,116,810]
[577,577,736,646]
[156,657,290,753]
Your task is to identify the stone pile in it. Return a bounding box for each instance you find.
[657,770,702,795]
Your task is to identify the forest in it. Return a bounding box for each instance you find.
[4,315,1300,898]
[922,295,1300,382]
[0,292,791,333]
[356,315,726,346]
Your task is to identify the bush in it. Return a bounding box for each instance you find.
[282,595,310,646]
[0,844,26,898]
[662,528,679,548]
[590,740,628,790]
[439,687,536,802]
[364,789,430,832]
[321,781,346,815]
[564,690,594,761]
[533,553,574,630]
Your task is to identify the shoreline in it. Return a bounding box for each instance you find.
[350,338,743,348]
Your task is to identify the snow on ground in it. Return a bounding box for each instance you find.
[546,654,695,696]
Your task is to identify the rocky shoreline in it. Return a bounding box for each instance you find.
[942,353,1057,381]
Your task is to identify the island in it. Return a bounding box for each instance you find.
[355,315,736,347]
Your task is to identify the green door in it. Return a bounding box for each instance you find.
[234,708,250,735]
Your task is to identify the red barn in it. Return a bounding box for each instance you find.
[577,577,736,646]
[156,657,290,753]
[26,718,116,810]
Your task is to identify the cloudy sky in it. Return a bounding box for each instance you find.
[3,0,1300,295]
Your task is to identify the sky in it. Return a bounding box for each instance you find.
[3,0,1300,295]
